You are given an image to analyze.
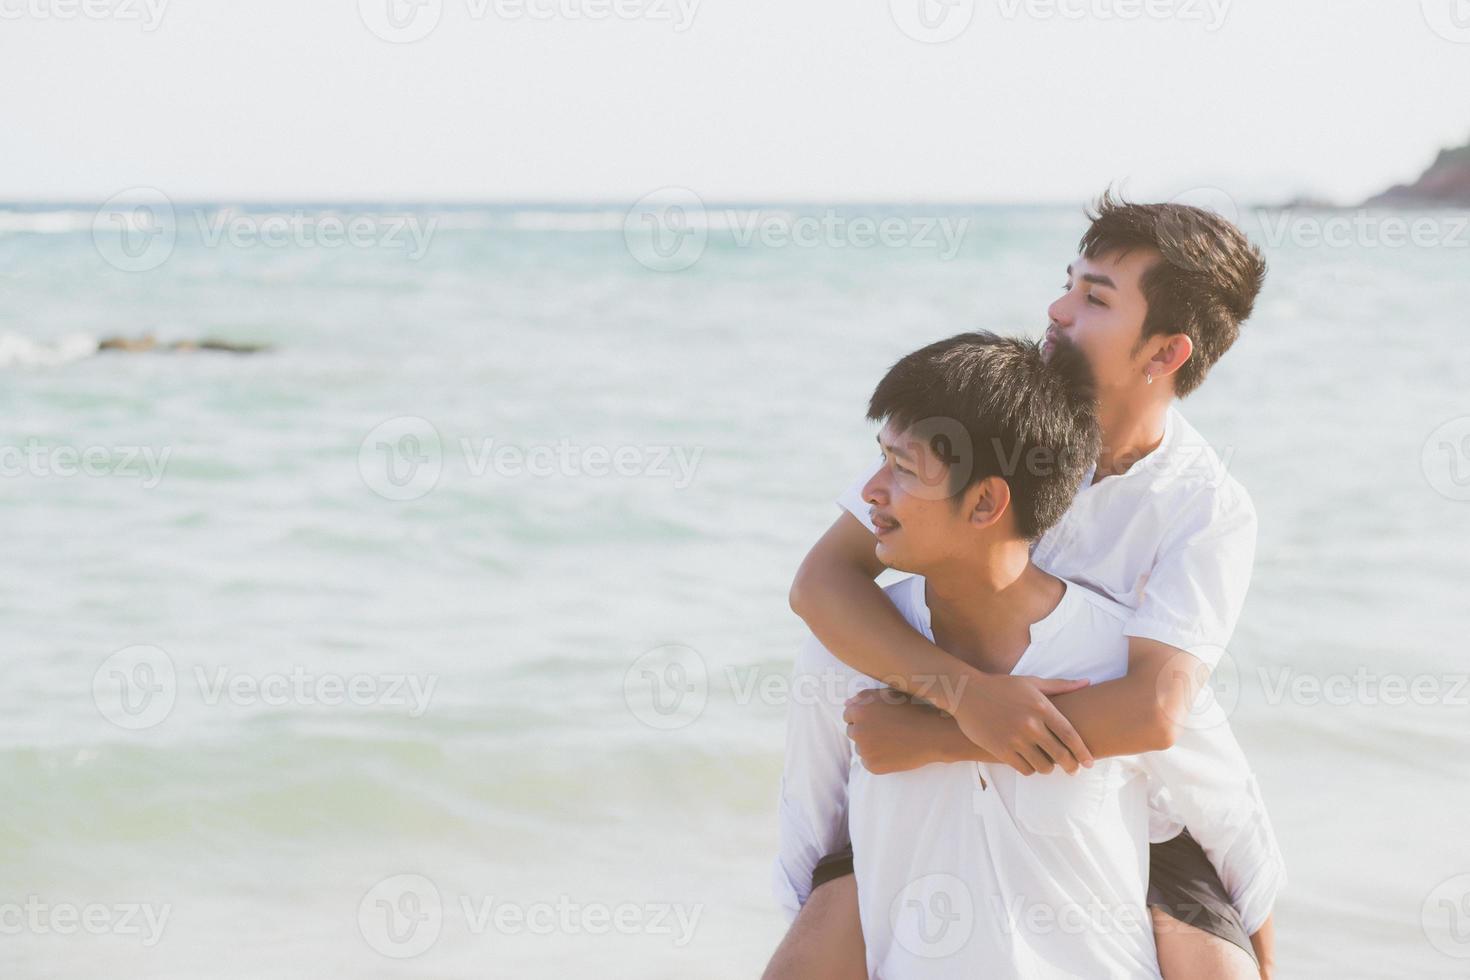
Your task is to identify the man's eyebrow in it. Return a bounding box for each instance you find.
[875,433,915,461]
[1080,272,1116,289]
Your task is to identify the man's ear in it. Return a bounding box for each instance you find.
[1146,333,1194,381]
[966,476,1011,530]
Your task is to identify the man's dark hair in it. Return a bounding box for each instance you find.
[1079,190,1267,396]
[866,332,1099,540]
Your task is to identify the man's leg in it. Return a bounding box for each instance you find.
[1151,907,1258,979]
[762,875,866,980]
[1148,832,1260,980]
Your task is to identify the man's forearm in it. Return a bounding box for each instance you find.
[791,534,982,714]
[905,671,1171,763]
[1038,636,1197,756]
[1043,671,1176,756]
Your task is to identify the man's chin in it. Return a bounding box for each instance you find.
[874,540,921,575]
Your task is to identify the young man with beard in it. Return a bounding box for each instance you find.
[766,195,1284,979]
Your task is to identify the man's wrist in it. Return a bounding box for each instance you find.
[925,664,991,716]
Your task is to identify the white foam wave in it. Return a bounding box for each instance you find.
[0,210,97,234]
[0,332,99,367]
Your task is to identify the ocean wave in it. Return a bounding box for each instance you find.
[0,209,97,234]
[0,332,99,367]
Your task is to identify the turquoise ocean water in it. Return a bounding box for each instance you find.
[1,201,1468,977]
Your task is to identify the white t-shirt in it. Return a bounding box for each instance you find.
[776,576,1163,979]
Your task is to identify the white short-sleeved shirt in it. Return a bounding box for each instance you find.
[838,405,1256,671]
[775,576,1163,979]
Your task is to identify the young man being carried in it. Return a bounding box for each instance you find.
[768,195,1284,979]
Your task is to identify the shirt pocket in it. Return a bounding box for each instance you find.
[1012,763,1118,838]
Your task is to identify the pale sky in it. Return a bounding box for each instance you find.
[3,0,1469,203]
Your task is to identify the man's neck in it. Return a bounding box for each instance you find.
[922,545,1065,676]
[1094,391,1171,482]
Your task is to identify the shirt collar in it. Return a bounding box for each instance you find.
[1081,403,1178,490]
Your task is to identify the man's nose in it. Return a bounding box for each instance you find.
[862,469,889,507]
[1047,293,1073,328]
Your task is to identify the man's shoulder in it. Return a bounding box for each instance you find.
[791,635,879,716]
[1063,580,1132,625]
[1037,581,1133,682]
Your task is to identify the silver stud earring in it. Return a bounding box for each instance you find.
[1145,372,1154,385]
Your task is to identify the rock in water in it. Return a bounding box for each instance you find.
[1366,136,1470,206]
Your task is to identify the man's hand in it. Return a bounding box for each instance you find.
[841,689,967,774]
[950,673,1095,775]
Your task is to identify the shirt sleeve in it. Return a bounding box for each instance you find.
[835,460,882,535]
[1124,480,1258,672]
[771,638,857,922]
[1137,711,1287,936]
